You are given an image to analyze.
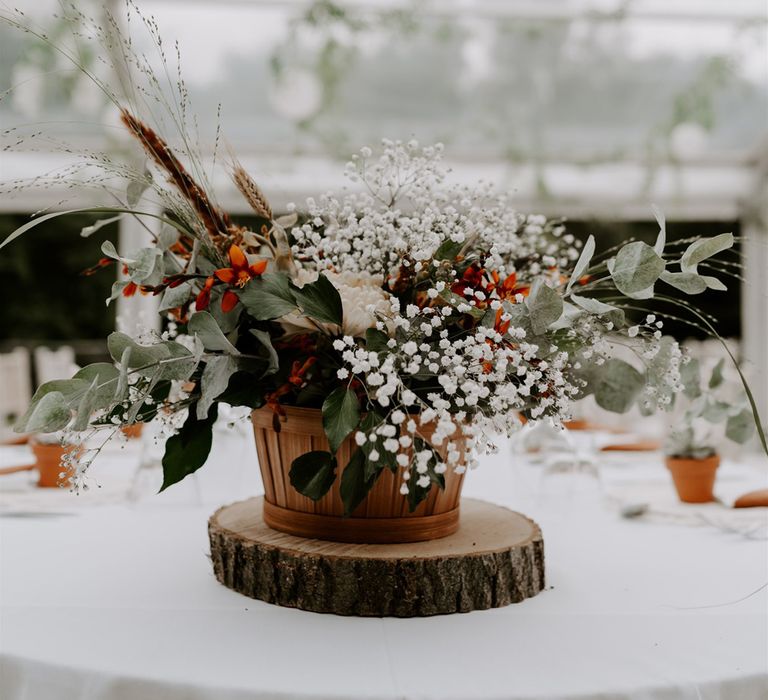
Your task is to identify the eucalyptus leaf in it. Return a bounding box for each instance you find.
[101,240,120,260]
[525,279,563,335]
[71,378,100,432]
[651,203,666,255]
[594,359,644,414]
[126,169,152,206]
[289,451,336,500]
[23,391,71,433]
[680,358,701,399]
[159,281,194,312]
[197,356,239,419]
[701,275,727,292]
[80,216,122,238]
[709,359,725,389]
[322,388,360,453]
[569,294,624,326]
[726,408,756,444]
[73,363,120,405]
[248,329,279,376]
[188,312,240,355]
[566,234,594,293]
[659,271,707,295]
[610,241,665,297]
[681,233,734,273]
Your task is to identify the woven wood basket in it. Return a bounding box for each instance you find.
[251,406,465,543]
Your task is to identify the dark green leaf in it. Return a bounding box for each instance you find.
[322,387,360,453]
[188,311,239,354]
[289,450,336,500]
[293,273,343,326]
[365,328,390,353]
[238,272,298,320]
[340,449,378,516]
[248,329,279,376]
[160,404,218,491]
[433,239,463,261]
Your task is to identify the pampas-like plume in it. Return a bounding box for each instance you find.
[231,162,273,221]
[120,109,231,240]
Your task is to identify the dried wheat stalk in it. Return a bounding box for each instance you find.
[231,163,273,221]
[120,109,231,240]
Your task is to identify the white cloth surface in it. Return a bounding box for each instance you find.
[1,433,767,700]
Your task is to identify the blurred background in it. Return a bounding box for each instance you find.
[1,0,767,434]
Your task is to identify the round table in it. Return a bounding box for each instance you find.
[1,436,767,700]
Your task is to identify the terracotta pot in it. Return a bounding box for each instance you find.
[30,442,76,488]
[665,454,720,503]
[120,423,144,439]
[251,406,465,543]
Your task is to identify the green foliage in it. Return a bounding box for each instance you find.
[160,404,218,491]
[292,273,344,326]
[525,279,563,335]
[340,448,377,515]
[322,387,360,452]
[406,439,445,513]
[238,272,298,320]
[188,311,239,354]
[289,450,337,500]
[594,359,644,414]
[608,241,665,298]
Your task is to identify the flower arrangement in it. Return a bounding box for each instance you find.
[2,5,764,517]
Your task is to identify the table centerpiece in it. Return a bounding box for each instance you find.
[2,4,764,615]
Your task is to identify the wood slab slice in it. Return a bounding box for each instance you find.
[209,497,545,617]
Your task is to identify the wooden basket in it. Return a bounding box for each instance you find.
[251,406,465,543]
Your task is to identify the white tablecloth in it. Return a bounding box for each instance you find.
[1,434,767,700]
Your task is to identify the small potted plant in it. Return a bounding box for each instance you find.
[665,358,756,503]
[29,432,79,488]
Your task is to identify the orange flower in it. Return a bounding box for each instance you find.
[214,245,267,288]
[195,276,216,310]
[288,357,317,387]
[122,281,139,297]
[492,270,529,301]
[494,306,510,336]
[195,245,268,312]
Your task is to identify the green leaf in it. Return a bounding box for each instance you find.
[406,440,444,513]
[569,294,624,326]
[248,329,279,376]
[160,404,218,491]
[594,359,644,414]
[709,358,725,389]
[197,356,239,419]
[188,311,239,354]
[566,234,594,293]
[72,378,100,431]
[433,239,463,261]
[289,451,336,500]
[127,169,152,206]
[340,449,378,516]
[365,328,390,353]
[73,363,120,405]
[108,332,170,369]
[438,289,486,320]
[701,275,727,292]
[0,207,193,252]
[726,408,756,444]
[127,248,164,286]
[238,272,298,320]
[322,388,360,453]
[80,216,123,238]
[23,391,71,433]
[159,281,194,312]
[651,204,666,255]
[701,400,730,423]
[525,279,563,335]
[293,273,343,326]
[659,271,707,295]
[681,233,734,274]
[680,358,701,399]
[609,241,666,297]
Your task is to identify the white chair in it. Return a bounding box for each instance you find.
[0,348,33,440]
[33,346,79,386]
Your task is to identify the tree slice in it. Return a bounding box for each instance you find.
[208,497,545,617]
